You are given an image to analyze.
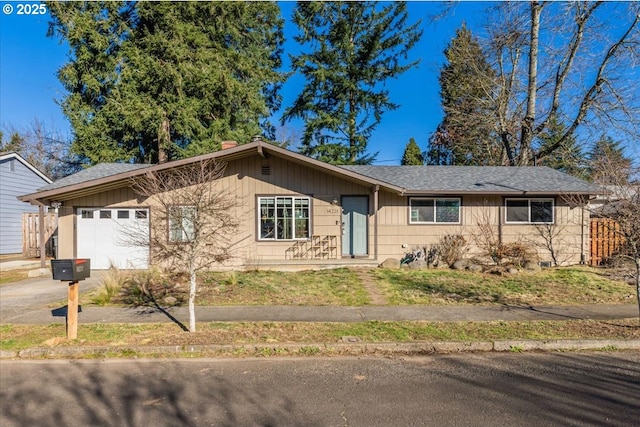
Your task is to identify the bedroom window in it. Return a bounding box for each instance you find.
[169,206,196,242]
[410,198,460,224]
[258,196,310,240]
[505,199,554,224]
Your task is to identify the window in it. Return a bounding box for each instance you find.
[409,198,460,224]
[99,210,112,219]
[169,206,196,242]
[505,199,554,224]
[135,210,148,219]
[258,196,310,240]
[81,209,94,219]
[117,210,130,219]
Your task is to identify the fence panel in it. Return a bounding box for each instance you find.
[590,218,623,266]
[22,212,57,257]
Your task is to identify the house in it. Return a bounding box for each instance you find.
[19,141,601,269]
[0,152,53,255]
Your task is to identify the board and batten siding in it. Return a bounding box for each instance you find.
[375,193,588,265]
[0,156,51,254]
[54,152,589,267]
[56,155,372,266]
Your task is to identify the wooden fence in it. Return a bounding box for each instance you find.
[590,218,624,266]
[22,212,57,257]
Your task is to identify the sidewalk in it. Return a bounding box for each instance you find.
[2,303,637,325]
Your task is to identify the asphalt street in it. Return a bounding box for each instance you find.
[1,352,639,426]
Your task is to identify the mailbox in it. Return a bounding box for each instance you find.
[51,259,91,281]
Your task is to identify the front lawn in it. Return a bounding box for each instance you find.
[84,265,635,307]
[197,269,369,306]
[374,266,634,306]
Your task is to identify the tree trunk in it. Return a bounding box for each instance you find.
[158,115,170,164]
[635,257,640,325]
[520,1,542,166]
[189,269,197,332]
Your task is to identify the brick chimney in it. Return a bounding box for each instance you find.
[221,140,238,150]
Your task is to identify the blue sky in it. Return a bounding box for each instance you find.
[2,1,489,164]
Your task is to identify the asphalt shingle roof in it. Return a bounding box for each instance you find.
[339,165,600,194]
[37,163,151,192]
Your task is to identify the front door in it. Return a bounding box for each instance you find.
[342,196,368,257]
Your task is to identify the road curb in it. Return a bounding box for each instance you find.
[3,339,639,360]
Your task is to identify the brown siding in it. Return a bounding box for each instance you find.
[376,194,587,265]
[54,153,589,268]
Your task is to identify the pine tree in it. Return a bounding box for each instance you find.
[283,1,421,165]
[428,24,497,166]
[401,138,424,165]
[535,117,586,178]
[48,1,285,164]
[587,136,632,184]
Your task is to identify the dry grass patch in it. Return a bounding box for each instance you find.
[2,319,638,352]
[375,266,635,306]
[0,268,30,286]
[197,269,369,306]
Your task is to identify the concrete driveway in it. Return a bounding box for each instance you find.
[0,270,105,323]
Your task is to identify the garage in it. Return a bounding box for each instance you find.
[76,207,149,269]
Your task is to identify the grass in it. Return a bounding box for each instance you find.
[82,265,635,308]
[0,268,30,286]
[197,268,369,306]
[1,319,638,353]
[374,266,635,306]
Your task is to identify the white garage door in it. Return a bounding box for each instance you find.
[77,208,149,269]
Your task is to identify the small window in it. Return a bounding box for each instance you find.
[169,206,196,242]
[81,209,94,219]
[505,199,554,224]
[410,198,460,224]
[117,210,130,219]
[135,210,148,219]
[100,210,112,219]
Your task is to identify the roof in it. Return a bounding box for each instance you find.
[37,163,151,192]
[0,151,52,184]
[18,141,601,205]
[340,165,601,195]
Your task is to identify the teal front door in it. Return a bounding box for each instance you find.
[342,196,368,257]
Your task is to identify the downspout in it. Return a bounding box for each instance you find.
[373,185,379,261]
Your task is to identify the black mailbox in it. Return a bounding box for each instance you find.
[51,259,91,281]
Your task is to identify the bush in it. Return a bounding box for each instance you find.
[118,268,187,306]
[496,242,538,267]
[436,234,468,267]
[90,265,126,306]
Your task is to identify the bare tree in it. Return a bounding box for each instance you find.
[566,152,640,321]
[484,1,640,166]
[529,224,575,267]
[1,119,80,179]
[129,159,240,332]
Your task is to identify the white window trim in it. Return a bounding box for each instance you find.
[409,197,461,224]
[257,196,311,241]
[169,205,196,243]
[505,198,555,224]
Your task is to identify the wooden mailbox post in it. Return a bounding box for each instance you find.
[51,259,90,339]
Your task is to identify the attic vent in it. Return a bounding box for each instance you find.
[261,165,271,176]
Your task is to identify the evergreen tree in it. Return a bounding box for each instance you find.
[283,1,421,165]
[587,136,632,184]
[401,137,424,165]
[48,1,285,164]
[535,117,586,178]
[428,24,497,166]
